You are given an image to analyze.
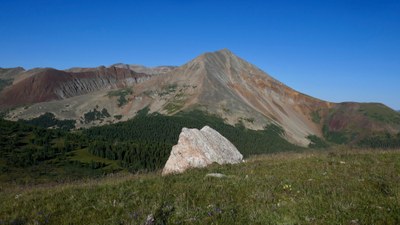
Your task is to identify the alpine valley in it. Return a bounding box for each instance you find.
[2,49,400,224]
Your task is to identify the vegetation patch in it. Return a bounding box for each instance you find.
[158,83,178,97]
[82,108,111,124]
[264,123,285,136]
[322,124,350,144]
[163,99,185,114]
[359,103,400,124]
[358,132,400,149]
[163,92,188,114]
[107,88,133,107]
[114,115,123,120]
[0,119,112,184]
[20,112,76,130]
[307,135,330,148]
[310,109,321,124]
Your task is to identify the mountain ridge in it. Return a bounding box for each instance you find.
[1,49,399,146]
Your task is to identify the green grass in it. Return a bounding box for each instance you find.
[69,148,122,171]
[310,110,321,124]
[1,149,399,224]
[159,84,178,97]
[108,88,133,107]
[164,99,185,114]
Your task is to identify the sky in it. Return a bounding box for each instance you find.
[0,0,399,109]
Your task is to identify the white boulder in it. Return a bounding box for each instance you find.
[162,126,243,175]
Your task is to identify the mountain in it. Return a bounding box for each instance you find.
[1,49,399,146]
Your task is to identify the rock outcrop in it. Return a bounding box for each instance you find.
[162,126,243,175]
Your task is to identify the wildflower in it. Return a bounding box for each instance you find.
[283,184,292,191]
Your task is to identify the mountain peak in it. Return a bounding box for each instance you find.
[188,49,243,70]
[215,48,234,54]
[203,48,236,59]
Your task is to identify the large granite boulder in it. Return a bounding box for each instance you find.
[162,126,243,175]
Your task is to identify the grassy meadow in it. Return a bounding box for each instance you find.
[1,148,399,224]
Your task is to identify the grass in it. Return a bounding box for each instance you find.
[310,110,321,124]
[359,103,400,124]
[159,84,178,97]
[69,148,122,171]
[108,88,133,107]
[1,148,399,224]
[163,91,187,114]
[164,99,186,114]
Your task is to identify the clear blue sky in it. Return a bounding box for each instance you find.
[1,0,399,109]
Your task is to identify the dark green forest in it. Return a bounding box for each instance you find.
[84,108,301,157]
[358,132,400,149]
[19,112,76,130]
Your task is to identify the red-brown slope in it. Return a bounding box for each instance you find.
[0,66,150,108]
[322,102,400,143]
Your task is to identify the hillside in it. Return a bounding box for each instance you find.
[1,149,399,224]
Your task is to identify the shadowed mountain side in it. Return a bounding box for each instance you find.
[0,67,26,92]
[0,67,25,80]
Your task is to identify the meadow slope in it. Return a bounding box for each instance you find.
[1,149,399,225]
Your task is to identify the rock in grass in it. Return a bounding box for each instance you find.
[205,173,227,178]
[162,126,243,175]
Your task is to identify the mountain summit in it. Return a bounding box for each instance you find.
[1,49,399,146]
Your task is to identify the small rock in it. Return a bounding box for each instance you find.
[205,173,227,178]
[144,214,154,225]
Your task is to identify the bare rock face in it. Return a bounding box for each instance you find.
[162,126,243,175]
